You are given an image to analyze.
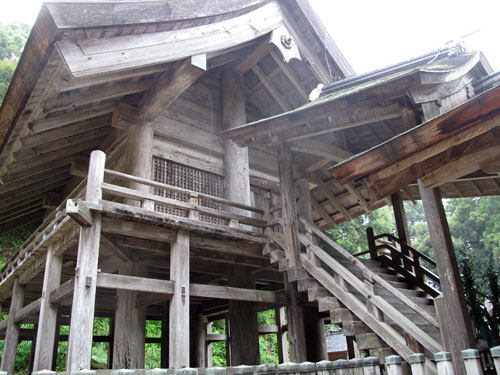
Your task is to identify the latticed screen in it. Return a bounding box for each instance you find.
[152,157,225,224]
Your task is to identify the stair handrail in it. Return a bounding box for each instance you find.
[367,228,440,296]
[298,217,440,329]
[373,232,436,267]
[297,231,442,360]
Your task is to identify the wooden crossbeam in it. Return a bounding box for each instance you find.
[332,87,500,184]
[66,199,92,227]
[31,103,116,134]
[44,79,153,113]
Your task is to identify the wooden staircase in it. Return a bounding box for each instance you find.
[266,217,443,375]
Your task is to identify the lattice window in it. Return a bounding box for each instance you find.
[152,157,225,224]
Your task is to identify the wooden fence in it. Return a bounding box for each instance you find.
[26,347,500,375]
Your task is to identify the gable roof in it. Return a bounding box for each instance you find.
[0,0,352,232]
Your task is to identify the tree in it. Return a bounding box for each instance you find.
[0,22,30,105]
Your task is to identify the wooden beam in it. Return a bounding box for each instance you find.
[291,139,351,162]
[310,198,336,228]
[420,139,500,188]
[310,174,351,220]
[332,87,500,184]
[49,279,75,306]
[65,199,92,227]
[31,103,116,134]
[44,79,152,113]
[97,273,174,295]
[139,58,205,122]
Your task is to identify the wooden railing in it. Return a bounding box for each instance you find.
[366,227,441,297]
[98,167,267,233]
[297,217,442,372]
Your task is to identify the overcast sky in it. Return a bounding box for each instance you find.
[0,0,499,74]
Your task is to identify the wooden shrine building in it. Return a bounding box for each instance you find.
[0,1,498,375]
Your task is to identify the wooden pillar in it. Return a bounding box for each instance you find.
[108,315,114,369]
[228,265,260,365]
[161,302,169,369]
[206,322,213,367]
[66,150,105,374]
[190,310,207,368]
[278,144,307,363]
[51,313,61,371]
[222,69,259,365]
[417,180,474,375]
[33,244,63,371]
[275,307,288,363]
[390,191,410,244]
[127,121,154,200]
[1,279,25,374]
[296,178,327,362]
[169,230,190,369]
[278,143,301,269]
[222,69,251,211]
[111,120,153,368]
[112,263,146,368]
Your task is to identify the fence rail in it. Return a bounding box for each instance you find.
[42,347,500,375]
[366,227,441,297]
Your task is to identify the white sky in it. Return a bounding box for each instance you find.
[0,0,499,74]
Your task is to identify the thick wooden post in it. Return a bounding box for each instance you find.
[33,244,63,371]
[228,265,259,365]
[278,143,301,269]
[222,69,259,365]
[275,307,288,363]
[112,263,146,368]
[161,302,169,369]
[127,121,154,208]
[222,69,251,212]
[66,150,105,374]
[296,178,327,362]
[418,180,474,375]
[278,143,307,362]
[390,192,410,245]
[1,279,25,374]
[110,120,153,368]
[169,230,190,369]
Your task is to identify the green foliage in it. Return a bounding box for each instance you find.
[0,22,30,105]
[211,319,227,366]
[325,206,396,254]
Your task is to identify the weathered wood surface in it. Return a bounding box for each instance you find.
[32,245,62,371]
[301,256,437,375]
[228,265,260,365]
[278,143,301,269]
[66,151,105,373]
[112,263,146,369]
[1,279,25,374]
[169,230,190,369]
[139,58,205,122]
[98,200,268,244]
[56,2,283,77]
[299,218,439,328]
[418,182,474,375]
[104,168,264,214]
[46,0,268,28]
[331,86,500,184]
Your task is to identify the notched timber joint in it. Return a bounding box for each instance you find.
[66,199,93,226]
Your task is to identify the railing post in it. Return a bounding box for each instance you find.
[408,353,426,375]
[316,360,334,375]
[385,355,403,375]
[491,346,500,374]
[366,227,377,260]
[362,357,381,375]
[188,193,200,220]
[66,150,105,374]
[435,352,455,375]
[461,349,483,375]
